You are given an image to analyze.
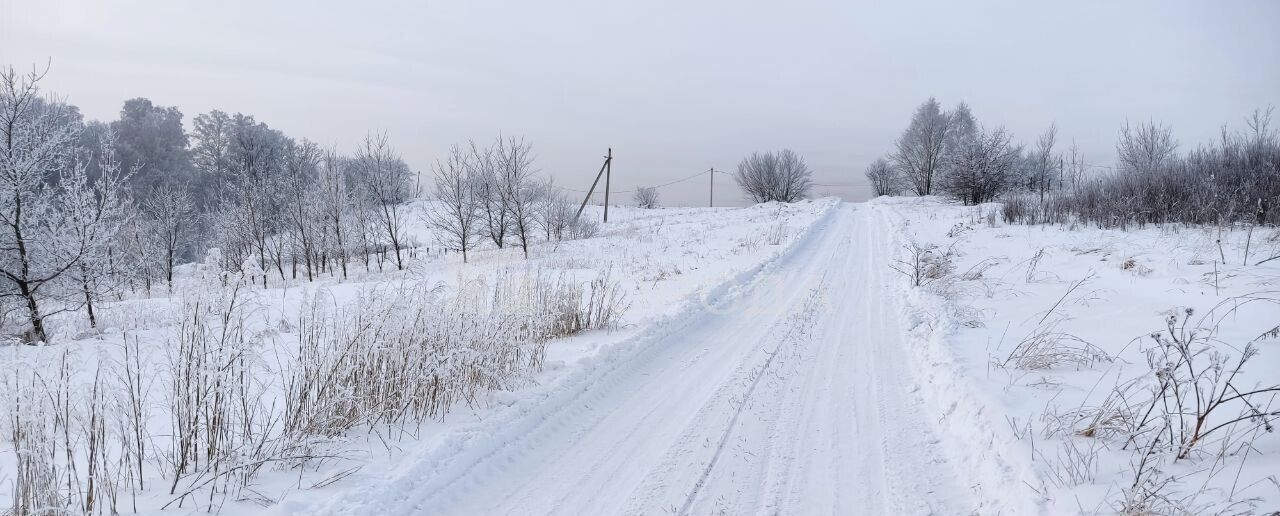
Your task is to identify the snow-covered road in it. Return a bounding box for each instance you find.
[327,204,973,515]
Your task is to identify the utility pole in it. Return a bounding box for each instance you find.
[604,148,612,223]
[709,168,714,207]
[576,148,613,220]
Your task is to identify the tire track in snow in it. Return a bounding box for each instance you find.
[677,270,830,514]
[316,203,977,515]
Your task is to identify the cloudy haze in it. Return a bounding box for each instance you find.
[3,0,1277,205]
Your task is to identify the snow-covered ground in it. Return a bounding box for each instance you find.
[0,199,839,515]
[292,203,972,515]
[878,196,1280,514]
[4,196,1277,515]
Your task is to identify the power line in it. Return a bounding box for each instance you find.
[557,169,727,195]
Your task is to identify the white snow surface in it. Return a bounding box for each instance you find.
[287,203,973,515]
[5,197,1279,515]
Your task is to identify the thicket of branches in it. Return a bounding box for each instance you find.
[422,137,598,263]
[1004,113,1280,229]
[869,98,1280,231]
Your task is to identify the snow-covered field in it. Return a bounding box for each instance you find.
[879,196,1280,514]
[4,196,1278,515]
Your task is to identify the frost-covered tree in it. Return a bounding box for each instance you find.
[1117,120,1177,174]
[190,109,234,204]
[893,98,951,195]
[353,132,413,270]
[864,157,899,196]
[940,126,1020,205]
[0,67,129,341]
[633,186,659,208]
[425,144,480,262]
[470,141,509,248]
[734,149,812,203]
[539,188,576,241]
[494,137,542,258]
[144,184,195,284]
[112,97,193,197]
[317,149,352,278]
[280,139,321,280]
[64,134,131,329]
[1027,123,1062,201]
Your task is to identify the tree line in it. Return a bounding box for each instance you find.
[866,98,1280,229]
[1,65,592,344]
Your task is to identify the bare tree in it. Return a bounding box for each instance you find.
[317,148,350,278]
[1117,120,1177,174]
[864,157,899,196]
[893,98,951,195]
[471,141,509,249]
[494,137,541,258]
[1028,123,1062,201]
[425,144,480,263]
[353,132,413,270]
[144,184,195,285]
[734,149,813,203]
[280,139,321,280]
[1062,140,1087,194]
[939,126,1020,205]
[633,186,659,208]
[539,187,576,241]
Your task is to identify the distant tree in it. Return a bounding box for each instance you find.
[734,149,813,203]
[316,149,352,278]
[280,139,321,280]
[190,109,234,204]
[352,132,413,270]
[864,157,899,196]
[1062,141,1087,194]
[633,186,659,208]
[1027,123,1062,201]
[470,141,509,248]
[893,98,951,195]
[112,98,193,197]
[940,126,1020,205]
[144,184,196,285]
[538,188,576,241]
[1117,120,1177,174]
[493,136,541,258]
[425,144,480,263]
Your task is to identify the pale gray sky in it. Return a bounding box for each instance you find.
[2,0,1277,205]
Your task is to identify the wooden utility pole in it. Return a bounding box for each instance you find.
[604,148,612,222]
[576,148,613,220]
[709,168,714,207]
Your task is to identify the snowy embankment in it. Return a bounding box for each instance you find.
[876,196,1280,514]
[0,199,836,515]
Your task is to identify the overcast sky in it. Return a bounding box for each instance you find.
[3,0,1278,205]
